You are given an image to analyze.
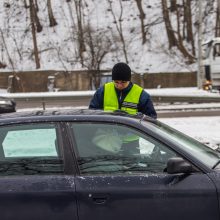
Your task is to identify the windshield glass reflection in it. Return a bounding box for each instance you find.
[143,120,220,169]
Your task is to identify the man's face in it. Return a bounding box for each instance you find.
[113,80,130,90]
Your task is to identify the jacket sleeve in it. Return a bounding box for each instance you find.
[89,86,104,109]
[138,90,157,119]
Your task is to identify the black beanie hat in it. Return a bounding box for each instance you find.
[112,62,131,81]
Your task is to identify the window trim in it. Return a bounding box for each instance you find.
[65,122,82,175]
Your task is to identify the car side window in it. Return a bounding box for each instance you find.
[0,123,64,175]
[70,123,177,175]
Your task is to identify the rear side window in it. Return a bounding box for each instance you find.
[0,123,64,175]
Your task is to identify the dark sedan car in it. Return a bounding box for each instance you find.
[0,109,219,220]
[0,96,16,113]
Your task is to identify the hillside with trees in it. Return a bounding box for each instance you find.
[0,0,218,74]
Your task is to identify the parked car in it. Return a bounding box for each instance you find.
[0,109,219,220]
[0,96,16,113]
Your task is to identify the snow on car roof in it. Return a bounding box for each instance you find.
[0,109,149,121]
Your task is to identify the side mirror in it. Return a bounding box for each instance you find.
[167,157,192,174]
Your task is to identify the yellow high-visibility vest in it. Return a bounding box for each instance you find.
[104,82,143,115]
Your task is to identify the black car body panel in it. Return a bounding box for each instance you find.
[75,174,218,220]
[0,97,16,113]
[0,109,218,220]
[0,176,77,220]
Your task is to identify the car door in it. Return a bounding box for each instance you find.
[0,122,77,220]
[69,121,219,220]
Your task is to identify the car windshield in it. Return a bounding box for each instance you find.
[142,120,220,169]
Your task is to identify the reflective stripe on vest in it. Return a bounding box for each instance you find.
[122,134,140,143]
[104,82,143,115]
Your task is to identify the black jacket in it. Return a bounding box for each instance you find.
[89,82,157,119]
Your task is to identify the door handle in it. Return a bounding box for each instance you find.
[89,193,109,205]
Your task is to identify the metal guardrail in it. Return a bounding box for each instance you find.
[1,90,220,110]
[151,95,220,103]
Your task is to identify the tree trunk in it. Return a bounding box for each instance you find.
[161,0,177,48]
[185,0,195,55]
[34,0,39,11]
[134,0,147,44]
[29,0,40,69]
[170,0,177,12]
[33,0,42,32]
[24,0,29,8]
[182,0,186,39]
[47,0,58,27]
[176,1,181,42]
[176,5,194,63]
[74,0,86,66]
[162,0,194,63]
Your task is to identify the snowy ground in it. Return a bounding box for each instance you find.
[149,88,220,149]
[160,116,220,149]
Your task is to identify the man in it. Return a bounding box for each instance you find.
[89,62,157,119]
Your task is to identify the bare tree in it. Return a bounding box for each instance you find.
[24,0,29,8]
[176,2,195,63]
[73,0,86,66]
[175,1,181,42]
[84,24,113,89]
[47,0,58,27]
[161,0,177,48]
[25,0,42,32]
[108,0,128,63]
[33,0,42,32]
[0,28,15,71]
[34,0,39,11]
[184,0,195,55]
[134,0,147,44]
[170,0,177,12]
[0,28,24,92]
[162,0,195,63]
[29,0,40,69]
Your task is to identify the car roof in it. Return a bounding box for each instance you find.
[0,109,155,124]
[0,109,129,118]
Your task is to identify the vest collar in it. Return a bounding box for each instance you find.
[114,81,133,94]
